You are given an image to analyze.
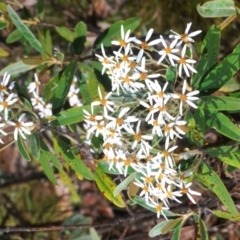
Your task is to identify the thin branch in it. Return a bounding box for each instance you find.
[0,212,154,233]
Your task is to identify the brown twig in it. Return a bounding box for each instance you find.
[0,212,155,233]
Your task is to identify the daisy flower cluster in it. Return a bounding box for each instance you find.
[0,73,34,143]
[85,23,201,218]
[0,72,83,144]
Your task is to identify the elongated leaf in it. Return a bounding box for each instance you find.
[0,60,38,76]
[196,162,238,216]
[52,60,76,113]
[55,26,75,42]
[193,107,205,146]
[94,17,141,49]
[199,219,209,240]
[7,5,44,54]
[171,224,182,240]
[205,110,240,141]
[193,25,220,88]
[44,29,52,56]
[149,218,182,237]
[43,72,60,102]
[213,209,240,221]
[29,132,40,160]
[17,136,31,161]
[39,138,62,169]
[78,62,101,104]
[94,167,125,208]
[200,43,240,93]
[51,105,101,126]
[53,138,94,180]
[205,146,240,168]
[6,29,22,43]
[59,168,81,203]
[199,96,240,111]
[39,150,57,184]
[114,172,136,197]
[197,0,238,17]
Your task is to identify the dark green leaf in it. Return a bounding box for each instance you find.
[43,72,60,102]
[205,146,240,168]
[17,136,31,161]
[198,96,240,111]
[200,43,240,93]
[52,60,76,113]
[29,132,40,160]
[196,162,238,216]
[39,138,62,169]
[205,110,240,141]
[0,21,6,30]
[78,62,101,104]
[39,149,57,185]
[51,105,101,126]
[193,25,220,89]
[7,5,44,54]
[54,138,94,180]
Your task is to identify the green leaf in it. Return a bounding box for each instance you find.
[17,136,31,161]
[94,17,141,49]
[197,0,238,17]
[39,138,62,169]
[39,149,57,185]
[43,72,60,102]
[166,65,177,89]
[51,105,101,126]
[55,26,75,42]
[78,62,101,104]
[113,172,136,197]
[205,146,240,168]
[205,110,240,141]
[0,21,6,30]
[52,60,76,113]
[199,96,240,111]
[213,209,240,221]
[7,5,44,54]
[44,30,52,56]
[149,218,182,237]
[90,60,112,91]
[53,138,94,180]
[199,43,240,93]
[6,29,22,43]
[29,132,40,160]
[196,162,238,216]
[59,168,81,203]
[171,224,182,240]
[199,219,209,240]
[193,25,220,89]
[94,167,125,208]
[75,21,87,37]
[193,107,205,146]
[0,60,38,76]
